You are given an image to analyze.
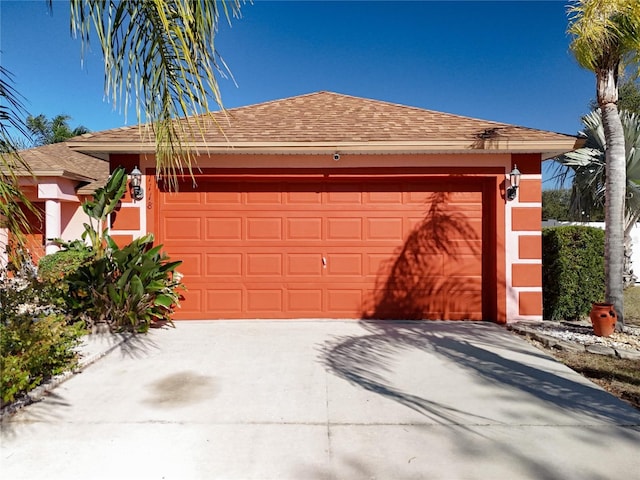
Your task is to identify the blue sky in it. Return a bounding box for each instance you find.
[1,0,595,187]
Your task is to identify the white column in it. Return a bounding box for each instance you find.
[0,226,8,269]
[45,199,61,255]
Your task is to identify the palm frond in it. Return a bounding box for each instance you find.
[551,107,640,232]
[0,66,38,267]
[69,0,242,188]
[624,111,640,178]
[568,0,640,73]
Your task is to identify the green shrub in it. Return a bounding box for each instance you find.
[49,168,184,332]
[64,234,184,332]
[38,244,94,283]
[542,226,605,321]
[0,274,83,406]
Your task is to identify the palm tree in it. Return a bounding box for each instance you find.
[567,0,640,329]
[553,109,640,287]
[27,114,90,146]
[1,0,242,266]
[0,66,37,269]
[67,0,242,185]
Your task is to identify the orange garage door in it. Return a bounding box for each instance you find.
[157,176,487,320]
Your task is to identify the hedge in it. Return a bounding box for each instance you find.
[38,247,93,283]
[542,226,605,321]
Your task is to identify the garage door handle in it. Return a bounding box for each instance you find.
[322,257,327,268]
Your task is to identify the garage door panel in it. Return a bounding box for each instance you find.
[174,253,202,277]
[327,289,363,313]
[327,190,362,204]
[178,289,202,314]
[366,217,404,241]
[163,217,202,241]
[444,255,483,276]
[365,253,397,278]
[162,191,201,204]
[421,219,481,242]
[206,253,243,276]
[287,289,323,312]
[247,289,283,312]
[287,217,322,240]
[247,218,283,240]
[326,253,362,276]
[207,289,243,313]
[286,189,322,205]
[449,191,483,203]
[158,177,487,320]
[287,254,323,275]
[327,217,363,240]
[364,288,482,321]
[366,190,404,204]
[207,218,242,240]
[204,190,242,205]
[444,239,482,253]
[247,253,283,276]
[247,190,282,205]
[406,191,433,205]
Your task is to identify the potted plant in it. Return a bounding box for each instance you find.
[589,302,617,337]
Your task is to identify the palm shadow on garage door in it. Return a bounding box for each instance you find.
[361,190,485,321]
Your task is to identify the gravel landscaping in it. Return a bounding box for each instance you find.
[508,321,640,358]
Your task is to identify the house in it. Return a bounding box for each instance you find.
[1,142,109,265]
[5,92,581,322]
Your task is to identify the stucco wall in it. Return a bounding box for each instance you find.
[105,152,543,323]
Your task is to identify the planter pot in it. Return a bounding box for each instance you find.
[590,303,617,337]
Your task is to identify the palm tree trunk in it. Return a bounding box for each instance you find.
[602,102,626,329]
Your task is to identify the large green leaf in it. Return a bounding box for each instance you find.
[154,294,175,308]
[107,284,122,304]
[129,275,145,300]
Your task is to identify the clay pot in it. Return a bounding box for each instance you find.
[590,303,617,337]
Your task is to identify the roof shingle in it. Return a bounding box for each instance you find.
[3,142,109,194]
[69,91,578,151]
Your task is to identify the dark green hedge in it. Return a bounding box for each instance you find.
[542,226,605,321]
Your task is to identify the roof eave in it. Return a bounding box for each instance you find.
[68,139,581,157]
[1,168,96,182]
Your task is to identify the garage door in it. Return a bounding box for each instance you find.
[157,176,487,320]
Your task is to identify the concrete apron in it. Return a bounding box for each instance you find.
[1,320,639,480]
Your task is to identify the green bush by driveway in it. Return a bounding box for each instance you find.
[0,275,83,406]
[542,226,605,320]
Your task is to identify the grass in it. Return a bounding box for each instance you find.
[541,346,640,411]
[527,287,640,411]
[623,286,640,326]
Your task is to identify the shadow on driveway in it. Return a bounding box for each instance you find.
[319,320,640,427]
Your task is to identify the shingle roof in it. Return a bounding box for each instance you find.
[68,91,579,155]
[3,142,109,194]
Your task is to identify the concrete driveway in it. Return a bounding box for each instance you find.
[1,320,639,479]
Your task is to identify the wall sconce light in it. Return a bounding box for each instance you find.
[129,166,144,201]
[506,165,521,201]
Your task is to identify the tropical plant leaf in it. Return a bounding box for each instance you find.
[154,294,175,308]
[552,109,640,232]
[129,275,145,300]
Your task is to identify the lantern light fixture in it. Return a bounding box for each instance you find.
[130,166,144,201]
[506,165,521,201]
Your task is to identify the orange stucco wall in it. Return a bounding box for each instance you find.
[510,153,543,318]
[109,152,546,323]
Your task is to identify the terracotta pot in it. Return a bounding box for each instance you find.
[590,303,617,337]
